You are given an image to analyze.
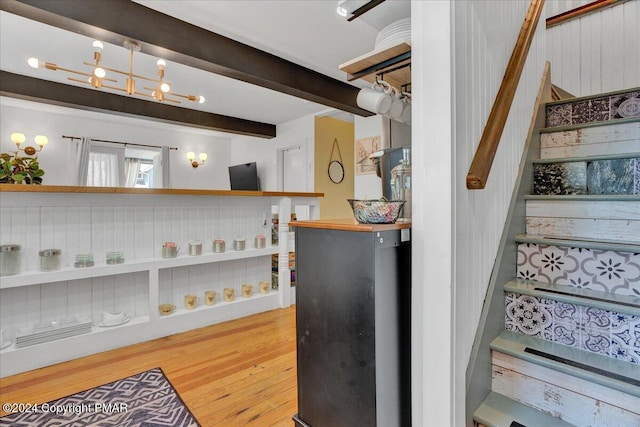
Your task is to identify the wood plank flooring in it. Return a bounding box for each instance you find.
[0,307,298,426]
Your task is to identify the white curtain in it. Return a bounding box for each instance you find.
[86,145,125,187]
[74,137,91,186]
[153,146,171,188]
[124,158,141,188]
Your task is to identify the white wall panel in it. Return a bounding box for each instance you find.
[547,1,639,96]
[437,0,549,424]
[546,0,592,18]
[0,98,232,189]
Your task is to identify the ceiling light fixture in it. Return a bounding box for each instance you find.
[335,0,387,22]
[28,40,205,105]
[336,0,349,16]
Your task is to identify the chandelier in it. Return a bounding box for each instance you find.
[28,40,205,105]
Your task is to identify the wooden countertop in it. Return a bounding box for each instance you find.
[0,184,323,198]
[290,218,411,232]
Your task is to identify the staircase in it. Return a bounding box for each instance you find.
[474,88,640,427]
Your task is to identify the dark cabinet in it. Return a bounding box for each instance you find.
[292,222,411,427]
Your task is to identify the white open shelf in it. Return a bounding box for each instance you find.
[0,246,279,289]
[0,191,315,377]
[157,291,276,319]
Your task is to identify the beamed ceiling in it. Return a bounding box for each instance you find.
[0,0,380,138]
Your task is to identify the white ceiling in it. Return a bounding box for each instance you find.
[0,1,410,131]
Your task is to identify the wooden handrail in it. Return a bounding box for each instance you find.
[466,0,545,190]
[546,0,629,28]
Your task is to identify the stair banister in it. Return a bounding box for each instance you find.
[466,0,545,190]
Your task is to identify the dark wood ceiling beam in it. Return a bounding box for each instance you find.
[2,0,373,117]
[0,71,276,138]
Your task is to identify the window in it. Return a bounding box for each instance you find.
[76,140,166,188]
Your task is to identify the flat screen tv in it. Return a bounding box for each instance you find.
[229,162,260,191]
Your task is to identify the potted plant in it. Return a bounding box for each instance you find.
[0,152,45,184]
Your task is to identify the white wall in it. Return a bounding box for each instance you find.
[229,113,315,192]
[0,97,232,189]
[354,114,383,199]
[546,0,592,18]
[412,0,548,425]
[547,0,639,96]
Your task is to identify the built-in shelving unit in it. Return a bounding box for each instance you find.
[0,186,321,377]
[339,40,411,91]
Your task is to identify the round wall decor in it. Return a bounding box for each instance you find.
[328,138,344,184]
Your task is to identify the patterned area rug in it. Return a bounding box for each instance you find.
[0,367,200,426]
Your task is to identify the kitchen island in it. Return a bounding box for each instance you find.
[290,218,411,427]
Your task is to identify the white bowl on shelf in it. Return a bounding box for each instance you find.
[100,311,128,326]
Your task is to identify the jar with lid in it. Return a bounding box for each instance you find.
[0,244,21,276]
[39,249,62,271]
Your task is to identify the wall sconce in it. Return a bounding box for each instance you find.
[1,133,49,185]
[187,151,207,168]
[11,133,49,156]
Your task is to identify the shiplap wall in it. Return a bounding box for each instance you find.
[453,0,548,423]
[547,0,639,96]
[546,0,592,18]
[0,194,273,332]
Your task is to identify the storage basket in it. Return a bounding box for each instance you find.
[348,199,405,224]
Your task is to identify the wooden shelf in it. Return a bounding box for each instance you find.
[0,184,323,199]
[339,40,411,90]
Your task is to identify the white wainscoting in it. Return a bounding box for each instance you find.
[0,191,319,377]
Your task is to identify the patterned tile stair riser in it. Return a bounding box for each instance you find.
[0,367,200,427]
[517,243,640,297]
[533,158,640,195]
[546,90,640,127]
[505,292,640,365]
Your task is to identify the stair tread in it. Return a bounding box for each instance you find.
[532,152,640,164]
[504,279,640,316]
[545,87,640,107]
[524,194,640,201]
[540,116,640,133]
[515,233,640,253]
[491,331,640,397]
[474,391,576,427]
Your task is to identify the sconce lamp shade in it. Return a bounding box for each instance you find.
[199,153,208,162]
[34,135,49,147]
[11,133,26,145]
[187,151,196,161]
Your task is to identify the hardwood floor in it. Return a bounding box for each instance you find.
[0,307,298,426]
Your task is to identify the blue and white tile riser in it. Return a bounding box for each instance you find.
[546,90,640,127]
[517,243,640,296]
[505,292,640,364]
